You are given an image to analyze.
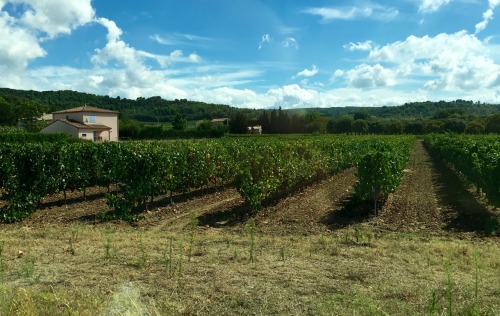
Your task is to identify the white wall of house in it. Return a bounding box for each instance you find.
[41,121,78,138]
[52,111,119,141]
[85,113,118,141]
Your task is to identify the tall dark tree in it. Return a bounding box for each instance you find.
[258,111,271,134]
[172,113,187,130]
[229,111,248,134]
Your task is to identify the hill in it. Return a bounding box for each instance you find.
[1,88,499,124]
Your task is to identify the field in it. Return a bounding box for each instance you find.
[0,138,499,315]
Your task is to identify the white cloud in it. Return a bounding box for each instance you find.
[345,64,396,88]
[259,33,272,50]
[151,34,173,46]
[304,4,398,22]
[267,84,318,108]
[295,65,318,78]
[343,40,375,51]
[418,0,452,14]
[150,33,214,47]
[282,37,299,49]
[475,0,500,34]
[366,31,500,91]
[0,10,46,71]
[11,0,95,38]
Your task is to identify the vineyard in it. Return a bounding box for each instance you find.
[0,135,415,222]
[0,134,499,315]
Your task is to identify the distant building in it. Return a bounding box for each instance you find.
[41,105,119,141]
[210,118,229,128]
[247,125,262,134]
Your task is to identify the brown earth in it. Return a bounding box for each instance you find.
[10,139,499,239]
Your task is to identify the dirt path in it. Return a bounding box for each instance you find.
[255,168,357,234]
[374,140,498,237]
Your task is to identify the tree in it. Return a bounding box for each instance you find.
[485,114,500,133]
[305,112,327,134]
[425,120,444,133]
[0,95,47,130]
[172,114,187,131]
[351,119,368,134]
[197,119,213,131]
[464,121,485,134]
[444,118,466,133]
[332,115,353,133]
[386,120,404,134]
[229,111,248,134]
[353,110,370,121]
[404,120,424,134]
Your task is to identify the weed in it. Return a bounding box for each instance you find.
[136,229,148,268]
[0,241,4,272]
[104,230,114,260]
[21,249,37,279]
[444,260,453,316]
[67,228,79,255]
[188,211,198,262]
[246,219,257,263]
[279,246,286,262]
[177,239,184,278]
[162,237,174,276]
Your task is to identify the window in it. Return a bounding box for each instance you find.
[89,115,96,123]
[81,134,87,137]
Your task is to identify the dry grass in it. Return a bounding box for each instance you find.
[0,221,499,316]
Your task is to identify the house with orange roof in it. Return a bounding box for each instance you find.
[41,105,119,141]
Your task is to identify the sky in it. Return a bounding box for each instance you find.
[1,0,500,109]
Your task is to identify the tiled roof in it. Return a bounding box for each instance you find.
[211,118,229,122]
[52,105,118,114]
[50,119,112,130]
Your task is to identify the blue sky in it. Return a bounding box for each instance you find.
[1,0,500,108]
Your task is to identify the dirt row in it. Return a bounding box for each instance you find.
[8,140,499,238]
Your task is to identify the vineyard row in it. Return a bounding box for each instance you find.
[0,136,415,222]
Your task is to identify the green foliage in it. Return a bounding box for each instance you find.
[354,139,414,214]
[0,129,74,143]
[425,134,500,207]
[171,114,187,131]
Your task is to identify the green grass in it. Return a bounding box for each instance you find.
[0,223,498,315]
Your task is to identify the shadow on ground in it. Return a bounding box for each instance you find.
[197,203,254,228]
[321,195,375,230]
[428,147,499,236]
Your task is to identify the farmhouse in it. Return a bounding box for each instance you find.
[210,118,229,128]
[246,125,262,134]
[41,105,119,141]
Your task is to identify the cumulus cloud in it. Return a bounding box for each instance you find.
[418,0,452,14]
[0,0,94,84]
[259,33,272,50]
[267,84,318,108]
[345,64,396,88]
[0,10,45,71]
[90,17,203,97]
[295,65,319,78]
[343,40,375,51]
[304,4,398,22]
[367,31,500,91]
[11,0,95,38]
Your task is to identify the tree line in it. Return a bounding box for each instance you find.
[0,88,499,136]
